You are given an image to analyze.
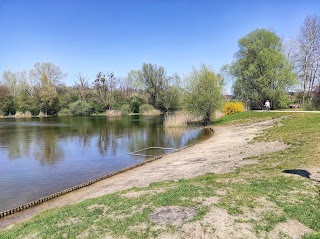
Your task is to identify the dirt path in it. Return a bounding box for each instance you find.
[0,119,288,231]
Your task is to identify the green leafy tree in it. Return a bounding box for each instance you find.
[231,29,296,109]
[139,63,168,108]
[2,70,18,113]
[159,86,181,112]
[183,65,223,124]
[30,62,66,115]
[0,84,14,115]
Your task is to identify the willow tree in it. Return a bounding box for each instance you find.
[183,65,223,124]
[231,29,296,109]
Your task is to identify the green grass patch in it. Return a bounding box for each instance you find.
[213,111,284,125]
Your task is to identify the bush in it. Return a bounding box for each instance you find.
[222,101,245,115]
[120,104,131,115]
[69,100,94,116]
[139,104,161,115]
[139,104,154,114]
[58,108,72,115]
[129,95,145,113]
[92,102,105,113]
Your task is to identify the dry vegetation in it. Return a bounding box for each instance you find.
[164,111,201,127]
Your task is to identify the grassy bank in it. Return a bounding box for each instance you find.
[1,112,319,238]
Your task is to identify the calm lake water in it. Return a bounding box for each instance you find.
[0,115,212,212]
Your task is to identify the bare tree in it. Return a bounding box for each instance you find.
[295,15,320,104]
[93,71,116,106]
[74,73,90,101]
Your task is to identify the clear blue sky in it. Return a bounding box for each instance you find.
[1,0,320,90]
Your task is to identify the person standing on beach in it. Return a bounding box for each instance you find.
[265,100,270,111]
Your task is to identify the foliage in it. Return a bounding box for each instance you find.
[29,62,66,115]
[158,85,182,112]
[139,104,154,114]
[130,63,169,109]
[0,62,184,116]
[111,90,130,110]
[222,101,245,115]
[141,63,167,108]
[230,29,296,109]
[120,104,131,115]
[69,100,94,116]
[58,108,72,115]
[183,64,223,123]
[1,96,15,115]
[57,85,79,110]
[129,95,145,113]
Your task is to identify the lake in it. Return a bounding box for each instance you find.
[0,115,212,212]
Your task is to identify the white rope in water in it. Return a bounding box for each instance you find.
[129,146,177,156]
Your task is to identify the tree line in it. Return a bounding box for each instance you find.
[2,14,320,121]
[0,62,223,123]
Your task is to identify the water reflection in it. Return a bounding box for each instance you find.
[0,116,212,211]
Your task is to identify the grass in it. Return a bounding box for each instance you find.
[1,111,320,238]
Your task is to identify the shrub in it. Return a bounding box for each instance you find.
[129,95,145,113]
[139,104,161,115]
[120,104,131,115]
[139,104,154,114]
[222,101,245,115]
[58,108,72,115]
[92,102,105,113]
[69,100,94,116]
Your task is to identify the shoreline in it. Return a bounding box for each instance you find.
[0,127,214,220]
[0,119,288,231]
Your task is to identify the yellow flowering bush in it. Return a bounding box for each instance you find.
[222,101,245,115]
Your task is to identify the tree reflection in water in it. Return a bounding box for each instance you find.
[0,115,211,212]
